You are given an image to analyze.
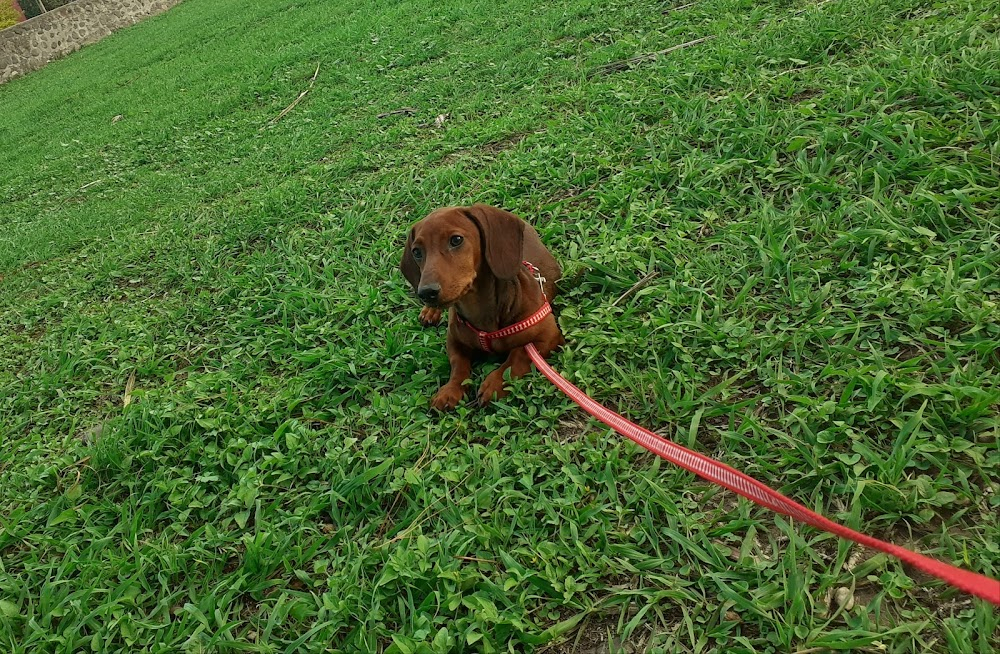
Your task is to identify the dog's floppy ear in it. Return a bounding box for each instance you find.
[399,227,421,292]
[463,204,525,281]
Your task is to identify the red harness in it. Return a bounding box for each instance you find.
[456,261,552,353]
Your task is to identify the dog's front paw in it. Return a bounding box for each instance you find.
[431,383,464,411]
[476,372,509,407]
[419,306,443,327]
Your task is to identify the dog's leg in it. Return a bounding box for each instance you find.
[419,306,443,327]
[477,347,529,406]
[431,335,473,410]
[477,331,563,406]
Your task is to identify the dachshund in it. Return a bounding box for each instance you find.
[400,204,564,410]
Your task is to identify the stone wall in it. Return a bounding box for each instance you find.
[0,0,184,84]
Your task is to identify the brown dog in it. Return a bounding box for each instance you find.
[400,204,564,410]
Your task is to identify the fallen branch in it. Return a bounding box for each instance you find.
[590,35,715,77]
[262,63,320,129]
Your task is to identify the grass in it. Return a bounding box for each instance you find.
[1,0,998,650]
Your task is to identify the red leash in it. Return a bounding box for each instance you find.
[525,344,1000,605]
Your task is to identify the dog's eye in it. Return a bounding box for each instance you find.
[449,235,464,248]
[411,248,423,260]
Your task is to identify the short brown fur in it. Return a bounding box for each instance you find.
[400,204,564,409]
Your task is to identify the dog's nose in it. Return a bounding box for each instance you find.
[417,284,441,303]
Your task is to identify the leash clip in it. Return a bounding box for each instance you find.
[533,271,546,296]
[523,260,547,298]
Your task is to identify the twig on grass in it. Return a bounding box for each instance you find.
[590,35,715,77]
[612,271,660,307]
[377,107,418,118]
[663,2,696,13]
[376,428,461,539]
[262,62,320,129]
[376,470,476,548]
[57,456,92,493]
[48,179,103,216]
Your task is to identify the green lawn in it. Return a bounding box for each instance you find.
[1,0,998,651]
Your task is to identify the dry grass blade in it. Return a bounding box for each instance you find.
[262,62,321,129]
[590,35,715,76]
[453,555,499,564]
[793,0,838,15]
[123,371,136,407]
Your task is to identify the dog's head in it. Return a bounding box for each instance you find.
[400,204,526,307]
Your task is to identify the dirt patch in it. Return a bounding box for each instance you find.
[439,131,538,166]
[223,544,245,574]
[788,88,823,104]
[555,416,594,444]
[482,132,532,155]
[883,95,917,114]
[546,615,653,654]
[545,185,599,212]
[893,344,924,362]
